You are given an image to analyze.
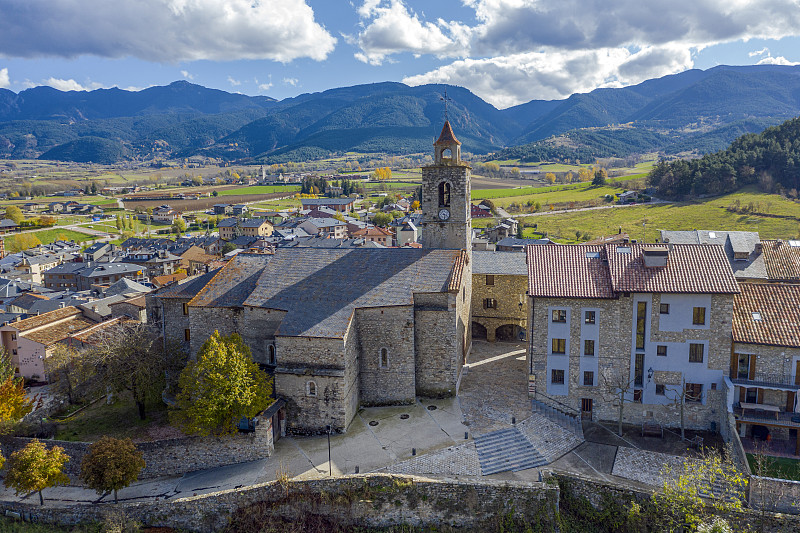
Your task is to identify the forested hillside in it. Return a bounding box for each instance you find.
[649,116,800,197]
[1,65,799,164]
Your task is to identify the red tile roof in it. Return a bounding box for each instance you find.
[11,306,83,332]
[606,244,739,294]
[527,245,615,299]
[761,240,800,281]
[733,283,800,347]
[434,120,461,146]
[527,243,740,299]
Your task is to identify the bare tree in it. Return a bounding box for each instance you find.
[663,376,693,440]
[89,322,184,420]
[45,345,97,405]
[601,367,637,436]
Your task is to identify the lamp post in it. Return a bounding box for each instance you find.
[326,424,332,476]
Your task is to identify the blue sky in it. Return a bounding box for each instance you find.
[1,0,799,109]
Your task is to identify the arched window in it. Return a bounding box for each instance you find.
[438,181,451,207]
[379,347,389,369]
[268,344,276,365]
[307,381,317,397]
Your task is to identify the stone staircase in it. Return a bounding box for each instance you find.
[531,396,584,440]
[473,427,548,475]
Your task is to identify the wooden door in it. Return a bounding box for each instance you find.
[795,361,800,385]
[787,392,796,413]
[581,398,593,420]
[749,355,756,380]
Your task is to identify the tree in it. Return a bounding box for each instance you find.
[601,367,637,436]
[372,212,392,227]
[115,214,122,231]
[221,242,238,254]
[173,331,273,436]
[4,439,70,505]
[592,168,608,186]
[4,205,24,223]
[45,344,96,405]
[411,200,420,211]
[664,376,694,440]
[212,190,219,197]
[0,350,35,433]
[89,323,179,420]
[80,436,145,503]
[171,217,186,236]
[652,447,747,531]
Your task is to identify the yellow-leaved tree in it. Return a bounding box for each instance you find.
[4,439,70,506]
[80,436,146,504]
[172,331,273,436]
[0,350,35,434]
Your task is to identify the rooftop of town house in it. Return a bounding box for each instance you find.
[472,251,528,276]
[527,245,615,299]
[660,230,767,280]
[761,239,800,281]
[732,283,800,348]
[8,306,83,332]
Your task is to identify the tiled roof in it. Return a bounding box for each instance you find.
[352,227,393,237]
[472,251,527,275]
[761,240,800,281]
[733,283,800,347]
[434,120,461,146]
[12,306,83,332]
[527,245,615,299]
[25,316,96,346]
[606,244,739,294]
[152,271,188,287]
[240,217,272,228]
[191,248,460,338]
[108,294,146,308]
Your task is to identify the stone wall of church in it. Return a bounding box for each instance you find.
[158,298,192,353]
[421,165,471,251]
[414,292,459,397]
[187,306,243,356]
[471,273,527,342]
[239,307,286,364]
[275,335,351,434]
[357,306,416,406]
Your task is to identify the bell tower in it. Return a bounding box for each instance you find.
[421,121,472,252]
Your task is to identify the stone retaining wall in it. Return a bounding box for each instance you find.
[749,475,800,515]
[0,415,274,484]
[0,474,559,533]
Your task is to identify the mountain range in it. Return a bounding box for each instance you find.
[1,64,799,164]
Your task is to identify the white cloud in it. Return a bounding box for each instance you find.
[749,48,769,57]
[283,77,299,86]
[404,45,694,108]
[0,68,9,89]
[258,83,273,91]
[354,0,467,64]
[757,55,800,66]
[0,0,337,63]
[40,77,105,91]
[180,70,194,80]
[227,76,241,87]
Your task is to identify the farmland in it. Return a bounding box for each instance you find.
[122,191,296,213]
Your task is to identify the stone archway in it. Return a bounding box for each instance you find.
[495,324,524,342]
[472,321,487,340]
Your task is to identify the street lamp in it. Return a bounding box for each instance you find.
[647,367,654,383]
[326,424,332,476]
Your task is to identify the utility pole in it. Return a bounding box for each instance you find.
[326,424,332,476]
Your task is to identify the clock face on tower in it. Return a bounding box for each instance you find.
[438,208,450,221]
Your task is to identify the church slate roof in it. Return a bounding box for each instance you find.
[156,269,221,299]
[189,248,461,338]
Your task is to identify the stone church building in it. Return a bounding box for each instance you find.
[151,122,473,434]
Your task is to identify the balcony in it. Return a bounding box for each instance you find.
[734,404,800,429]
[729,371,800,391]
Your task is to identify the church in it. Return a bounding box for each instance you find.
[150,121,474,434]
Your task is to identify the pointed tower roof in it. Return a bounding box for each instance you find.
[434,121,461,146]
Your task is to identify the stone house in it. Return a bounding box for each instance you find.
[729,282,800,453]
[351,226,393,246]
[486,219,519,243]
[0,306,96,380]
[471,251,528,342]
[151,120,473,435]
[527,243,739,430]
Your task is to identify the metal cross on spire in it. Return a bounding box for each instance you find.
[441,88,452,122]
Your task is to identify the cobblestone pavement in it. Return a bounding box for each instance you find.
[384,442,481,476]
[611,446,688,486]
[458,340,532,436]
[517,413,583,463]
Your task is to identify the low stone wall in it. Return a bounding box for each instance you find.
[0,415,274,484]
[0,474,559,533]
[749,475,800,515]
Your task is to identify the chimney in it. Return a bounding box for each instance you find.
[755,242,763,253]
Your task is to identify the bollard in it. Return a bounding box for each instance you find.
[465,431,469,440]
[512,416,516,424]
[412,448,416,456]
[355,466,359,474]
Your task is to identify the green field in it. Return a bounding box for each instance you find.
[747,453,800,481]
[5,228,94,248]
[507,192,800,243]
[217,185,301,196]
[472,182,623,202]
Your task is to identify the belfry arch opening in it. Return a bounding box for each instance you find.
[438,181,451,207]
